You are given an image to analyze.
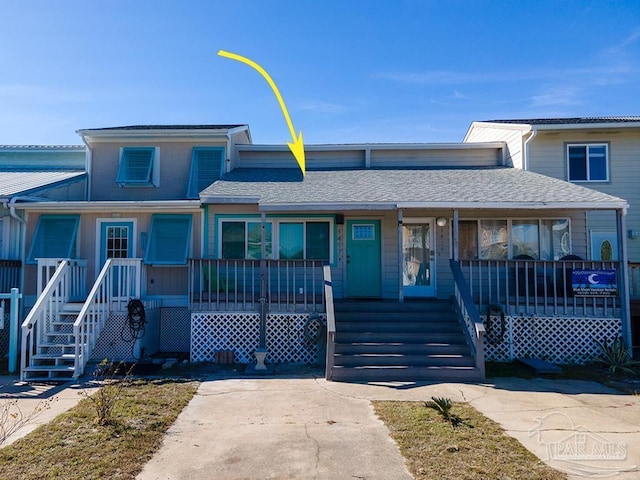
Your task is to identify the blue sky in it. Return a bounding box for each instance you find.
[1,1,639,146]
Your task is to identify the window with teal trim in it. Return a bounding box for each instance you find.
[279,221,330,260]
[144,214,192,265]
[221,221,272,259]
[116,147,157,186]
[188,147,224,198]
[28,215,80,263]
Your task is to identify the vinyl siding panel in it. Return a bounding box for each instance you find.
[90,140,226,201]
[528,129,639,260]
[464,125,526,168]
[369,148,502,168]
[238,149,365,170]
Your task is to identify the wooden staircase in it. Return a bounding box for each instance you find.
[329,299,483,382]
[22,302,83,382]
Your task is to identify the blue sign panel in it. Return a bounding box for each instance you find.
[572,269,617,297]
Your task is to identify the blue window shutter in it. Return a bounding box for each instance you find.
[28,215,80,263]
[117,147,154,184]
[144,214,192,265]
[188,147,224,198]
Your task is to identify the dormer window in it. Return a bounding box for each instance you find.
[187,147,225,198]
[116,147,159,186]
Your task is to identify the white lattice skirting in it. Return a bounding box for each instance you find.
[482,314,622,364]
[191,312,326,364]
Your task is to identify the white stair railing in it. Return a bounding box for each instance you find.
[73,258,142,377]
[21,260,73,381]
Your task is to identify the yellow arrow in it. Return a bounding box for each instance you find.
[218,50,306,176]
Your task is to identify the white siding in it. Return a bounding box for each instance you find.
[464,124,526,168]
[238,149,365,169]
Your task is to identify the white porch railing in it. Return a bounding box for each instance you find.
[189,259,326,312]
[73,258,143,377]
[450,260,486,379]
[459,259,621,318]
[323,265,336,380]
[36,258,87,300]
[21,260,73,381]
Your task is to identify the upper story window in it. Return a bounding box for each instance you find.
[116,147,159,187]
[187,147,225,198]
[28,215,80,263]
[567,144,608,182]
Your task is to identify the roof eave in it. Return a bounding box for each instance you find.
[16,200,202,212]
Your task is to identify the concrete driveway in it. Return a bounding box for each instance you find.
[137,373,640,480]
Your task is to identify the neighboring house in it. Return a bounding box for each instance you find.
[0,145,86,293]
[464,117,640,353]
[19,125,250,381]
[19,124,631,383]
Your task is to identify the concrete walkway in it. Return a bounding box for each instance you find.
[1,372,639,479]
[137,374,640,480]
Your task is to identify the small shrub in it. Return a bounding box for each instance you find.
[593,337,638,375]
[0,397,54,446]
[81,359,135,426]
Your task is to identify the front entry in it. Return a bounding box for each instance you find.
[402,220,435,297]
[346,220,381,297]
[99,221,134,300]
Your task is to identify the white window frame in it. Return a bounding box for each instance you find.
[95,218,138,273]
[566,143,609,183]
[277,218,334,260]
[116,146,160,187]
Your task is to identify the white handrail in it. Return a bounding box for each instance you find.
[323,265,335,380]
[21,260,70,381]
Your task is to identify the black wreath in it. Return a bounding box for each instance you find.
[485,304,506,345]
[303,313,326,345]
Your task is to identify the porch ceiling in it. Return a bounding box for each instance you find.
[200,167,627,212]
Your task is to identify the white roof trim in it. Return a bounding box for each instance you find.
[17,200,202,212]
[238,142,506,152]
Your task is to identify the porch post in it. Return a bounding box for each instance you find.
[258,212,267,351]
[617,209,632,354]
[453,209,459,261]
[398,209,403,303]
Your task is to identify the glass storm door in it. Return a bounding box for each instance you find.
[402,221,435,297]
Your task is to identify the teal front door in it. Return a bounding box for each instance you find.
[346,220,381,297]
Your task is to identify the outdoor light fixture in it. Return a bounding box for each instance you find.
[436,217,447,227]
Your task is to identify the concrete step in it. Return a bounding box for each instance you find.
[329,365,483,382]
[335,331,467,343]
[333,353,476,367]
[337,321,461,333]
[335,342,471,355]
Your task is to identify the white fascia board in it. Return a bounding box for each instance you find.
[532,122,640,131]
[17,200,202,212]
[77,130,233,145]
[258,202,397,212]
[396,201,628,211]
[199,196,260,204]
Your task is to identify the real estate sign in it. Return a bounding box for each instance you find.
[572,269,617,297]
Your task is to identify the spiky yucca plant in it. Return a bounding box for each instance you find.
[424,396,453,421]
[593,337,638,375]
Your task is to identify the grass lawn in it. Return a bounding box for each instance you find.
[0,378,198,480]
[374,400,567,480]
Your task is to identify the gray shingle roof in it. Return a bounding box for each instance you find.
[200,167,626,210]
[485,117,640,125]
[0,171,86,197]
